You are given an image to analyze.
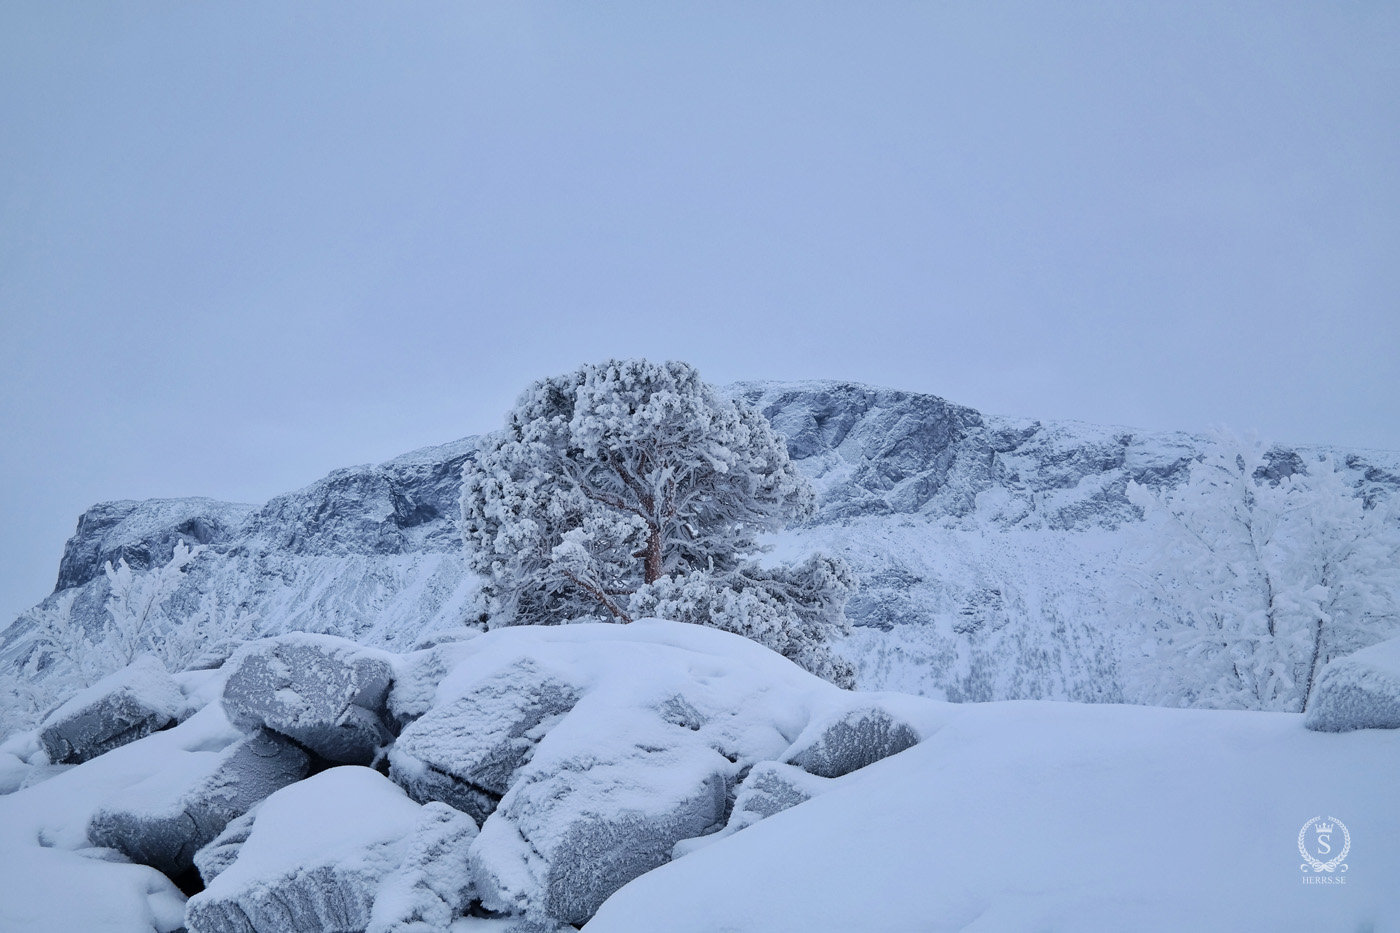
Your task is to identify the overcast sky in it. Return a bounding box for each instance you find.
[2,2,1397,625]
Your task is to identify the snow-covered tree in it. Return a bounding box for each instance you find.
[0,543,258,734]
[101,540,203,665]
[1126,431,1400,711]
[0,592,84,731]
[1281,457,1400,706]
[461,359,854,682]
[101,540,259,671]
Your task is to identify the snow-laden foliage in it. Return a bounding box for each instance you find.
[0,542,258,734]
[102,541,260,671]
[460,359,854,682]
[630,555,858,688]
[1125,431,1400,711]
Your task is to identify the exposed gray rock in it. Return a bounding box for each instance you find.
[89,729,309,878]
[503,918,575,933]
[667,760,834,857]
[542,775,728,924]
[787,704,920,778]
[1304,638,1400,732]
[734,381,983,518]
[366,802,479,933]
[389,658,578,823]
[189,861,378,933]
[730,761,829,823]
[472,762,730,926]
[55,498,255,591]
[194,808,260,886]
[185,767,426,933]
[38,657,186,765]
[222,634,397,765]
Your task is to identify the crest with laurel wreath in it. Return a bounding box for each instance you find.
[1298,816,1350,873]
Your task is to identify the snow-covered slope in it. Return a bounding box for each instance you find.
[585,699,1400,933]
[7,381,1400,701]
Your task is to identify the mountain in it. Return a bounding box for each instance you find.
[7,380,1399,703]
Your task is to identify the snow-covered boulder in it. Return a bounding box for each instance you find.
[38,657,187,765]
[186,767,473,933]
[0,700,248,933]
[221,634,398,764]
[89,728,309,878]
[1304,638,1400,732]
[388,656,579,823]
[366,801,478,933]
[472,747,730,925]
[193,806,259,885]
[729,761,830,826]
[785,701,921,778]
[420,620,936,926]
[670,760,833,859]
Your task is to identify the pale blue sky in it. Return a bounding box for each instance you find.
[2,2,1398,625]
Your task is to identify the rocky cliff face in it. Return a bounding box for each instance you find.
[9,381,1399,701]
[731,380,1204,527]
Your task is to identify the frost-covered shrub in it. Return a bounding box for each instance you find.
[1126,431,1400,711]
[460,359,855,683]
[0,542,259,737]
[630,556,857,688]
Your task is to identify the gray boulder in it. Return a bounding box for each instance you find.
[786,704,920,778]
[222,634,397,764]
[730,761,829,825]
[193,807,260,886]
[39,657,186,765]
[471,741,731,925]
[503,919,575,933]
[186,767,429,933]
[389,657,578,823]
[1304,638,1400,732]
[665,761,832,856]
[89,729,309,878]
[543,789,726,924]
[366,802,479,933]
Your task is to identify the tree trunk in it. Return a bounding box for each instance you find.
[644,526,663,584]
[1302,617,1324,712]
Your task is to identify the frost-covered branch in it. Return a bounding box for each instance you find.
[1125,431,1400,711]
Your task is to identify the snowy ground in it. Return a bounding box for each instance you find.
[3,680,1394,931]
[587,700,1400,933]
[0,675,233,933]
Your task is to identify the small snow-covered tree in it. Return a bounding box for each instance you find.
[101,540,258,671]
[102,540,203,665]
[1281,458,1400,706]
[461,359,854,682]
[1126,431,1400,711]
[0,543,259,735]
[0,592,83,730]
